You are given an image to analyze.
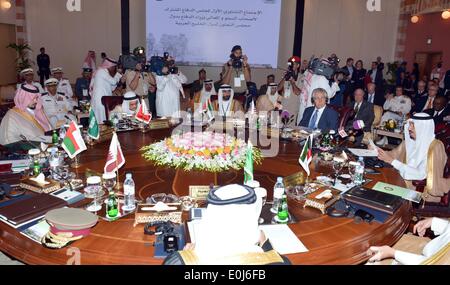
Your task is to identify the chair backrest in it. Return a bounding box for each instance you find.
[0,85,16,103]
[210,95,246,106]
[373,105,383,127]
[101,96,124,121]
[328,105,354,129]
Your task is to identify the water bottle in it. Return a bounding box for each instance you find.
[271,177,285,214]
[59,126,66,142]
[49,148,59,175]
[354,157,365,186]
[123,173,136,211]
[277,194,289,223]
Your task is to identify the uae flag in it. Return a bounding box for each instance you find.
[244,141,254,184]
[135,99,152,124]
[104,132,125,173]
[88,107,100,140]
[62,121,87,159]
[299,134,314,176]
[202,99,214,122]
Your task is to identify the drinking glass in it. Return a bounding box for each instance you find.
[332,158,344,186]
[348,161,359,185]
[102,172,117,192]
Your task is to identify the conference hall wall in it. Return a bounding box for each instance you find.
[24,0,401,87]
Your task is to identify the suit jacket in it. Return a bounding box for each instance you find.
[424,106,450,125]
[299,106,339,132]
[346,101,375,132]
[365,91,385,107]
[367,69,383,87]
[415,95,434,113]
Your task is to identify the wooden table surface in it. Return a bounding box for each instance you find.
[0,128,411,265]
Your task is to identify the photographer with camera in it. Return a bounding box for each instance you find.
[222,45,252,95]
[155,55,187,118]
[276,56,303,126]
[124,62,155,108]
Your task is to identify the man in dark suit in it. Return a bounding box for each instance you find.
[347,88,375,144]
[37,47,50,86]
[414,84,438,114]
[366,83,385,107]
[299,88,339,132]
[424,96,449,125]
[412,80,428,105]
[367,62,383,87]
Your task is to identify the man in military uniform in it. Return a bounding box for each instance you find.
[51,67,76,108]
[75,67,93,101]
[17,68,44,94]
[41,78,76,129]
[124,63,156,109]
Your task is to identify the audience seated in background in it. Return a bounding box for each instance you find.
[51,67,74,102]
[376,86,412,146]
[258,74,275,96]
[414,84,438,114]
[191,79,217,113]
[256,83,283,113]
[16,68,44,94]
[424,96,449,125]
[375,113,450,203]
[163,184,290,265]
[299,88,339,132]
[367,217,450,265]
[41,78,76,129]
[75,67,93,101]
[351,60,366,91]
[366,82,384,106]
[190,68,207,99]
[345,88,374,144]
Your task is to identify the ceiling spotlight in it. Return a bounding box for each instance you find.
[411,15,420,23]
[1,0,12,10]
[442,10,450,20]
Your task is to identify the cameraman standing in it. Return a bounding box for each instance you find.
[155,57,187,118]
[125,62,156,109]
[277,56,303,126]
[222,45,252,95]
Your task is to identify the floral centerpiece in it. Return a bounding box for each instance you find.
[141,132,262,172]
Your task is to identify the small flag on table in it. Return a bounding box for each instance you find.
[299,134,314,176]
[244,141,254,184]
[88,107,100,140]
[202,99,214,122]
[61,121,87,159]
[104,132,125,173]
[135,99,152,124]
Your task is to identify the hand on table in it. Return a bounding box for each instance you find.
[413,218,433,237]
[377,148,394,164]
[367,246,395,263]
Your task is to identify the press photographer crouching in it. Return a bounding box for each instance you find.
[154,54,187,118]
[121,47,156,109]
[222,45,252,95]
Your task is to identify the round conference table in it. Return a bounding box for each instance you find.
[0,128,412,265]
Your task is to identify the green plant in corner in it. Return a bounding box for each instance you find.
[6,43,34,74]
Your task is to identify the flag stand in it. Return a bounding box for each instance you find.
[71,155,82,169]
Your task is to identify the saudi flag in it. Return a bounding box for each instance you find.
[88,108,100,140]
[62,121,87,159]
[244,141,254,184]
[299,134,314,176]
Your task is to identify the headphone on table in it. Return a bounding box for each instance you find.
[144,221,175,236]
[0,184,26,201]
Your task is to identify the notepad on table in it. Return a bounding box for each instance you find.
[259,224,308,255]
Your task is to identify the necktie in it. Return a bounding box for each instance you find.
[308,109,318,129]
[354,103,360,115]
[427,98,433,110]
[369,94,374,104]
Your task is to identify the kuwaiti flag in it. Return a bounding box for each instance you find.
[62,121,87,159]
[244,141,254,184]
[202,98,214,122]
[104,132,125,173]
[299,134,314,176]
[88,107,100,140]
[135,99,152,124]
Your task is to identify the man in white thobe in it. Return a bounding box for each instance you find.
[90,58,123,124]
[109,91,140,121]
[368,217,449,265]
[0,84,52,145]
[155,65,187,118]
[41,78,76,129]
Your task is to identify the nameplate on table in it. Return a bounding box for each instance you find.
[148,119,171,130]
[189,186,213,201]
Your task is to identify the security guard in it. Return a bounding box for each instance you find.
[51,67,76,108]
[41,78,76,129]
